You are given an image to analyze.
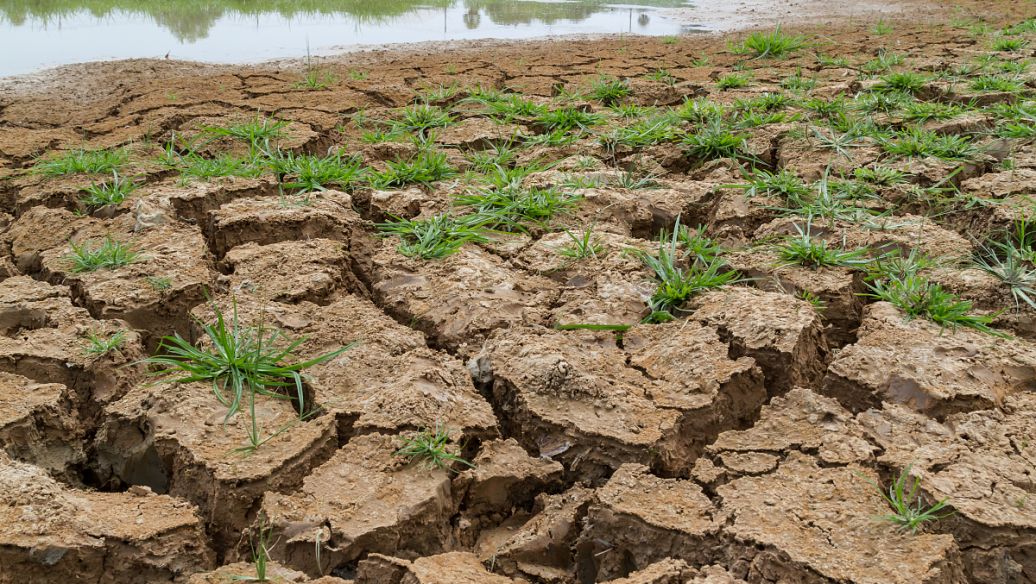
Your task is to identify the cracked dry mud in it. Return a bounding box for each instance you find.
[1,1,1036,582]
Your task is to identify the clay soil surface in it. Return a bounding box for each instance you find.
[1,1,1035,583]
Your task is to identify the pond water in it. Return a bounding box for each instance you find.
[1,1,702,77]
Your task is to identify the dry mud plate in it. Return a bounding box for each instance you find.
[1,1,1036,582]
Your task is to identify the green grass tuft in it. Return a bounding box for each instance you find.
[80,171,137,209]
[145,300,353,452]
[66,237,140,273]
[84,330,127,357]
[863,466,954,534]
[733,25,807,58]
[35,148,128,176]
[867,274,1003,335]
[394,423,473,471]
[377,213,488,260]
[369,149,455,189]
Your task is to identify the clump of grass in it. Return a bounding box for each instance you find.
[456,186,579,231]
[646,68,678,86]
[392,104,454,137]
[735,169,810,199]
[862,50,905,74]
[854,166,907,185]
[880,127,976,160]
[682,120,753,163]
[419,83,460,103]
[902,101,966,123]
[201,117,288,154]
[815,53,850,68]
[734,92,791,112]
[863,466,953,534]
[34,148,128,176]
[974,244,1036,310]
[677,97,725,124]
[369,149,455,189]
[855,90,911,114]
[993,36,1028,52]
[484,94,547,120]
[269,151,365,193]
[733,25,807,58]
[678,224,724,264]
[604,115,679,149]
[467,143,516,172]
[774,172,877,222]
[145,300,353,452]
[173,153,265,180]
[997,120,1036,138]
[80,171,137,209]
[876,72,927,94]
[377,213,488,259]
[781,70,816,91]
[84,330,127,357]
[970,75,1024,93]
[1005,219,1036,263]
[615,170,660,190]
[867,274,1002,335]
[588,75,631,105]
[295,63,336,90]
[394,423,473,471]
[536,107,602,132]
[776,223,872,269]
[560,225,604,260]
[716,72,752,90]
[66,236,140,273]
[1005,18,1036,36]
[867,248,932,281]
[634,218,743,323]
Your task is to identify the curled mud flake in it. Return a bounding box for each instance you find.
[221,239,361,304]
[34,215,215,342]
[206,190,370,260]
[0,372,84,484]
[359,551,518,583]
[258,433,455,576]
[578,464,722,582]
[0,276,147,419]
[717,453,965,584]
[371,245,559,356]
[824,302,1036,417]
[95,379,339,556]
[859,393,1036,582]
[689,286,830,394]
[0,452,214,581]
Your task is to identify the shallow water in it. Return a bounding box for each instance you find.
[1,0,701,77]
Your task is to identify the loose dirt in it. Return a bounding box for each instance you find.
[0,0,1035,583]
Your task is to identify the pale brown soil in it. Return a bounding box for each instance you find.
[1,1,1035,583]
